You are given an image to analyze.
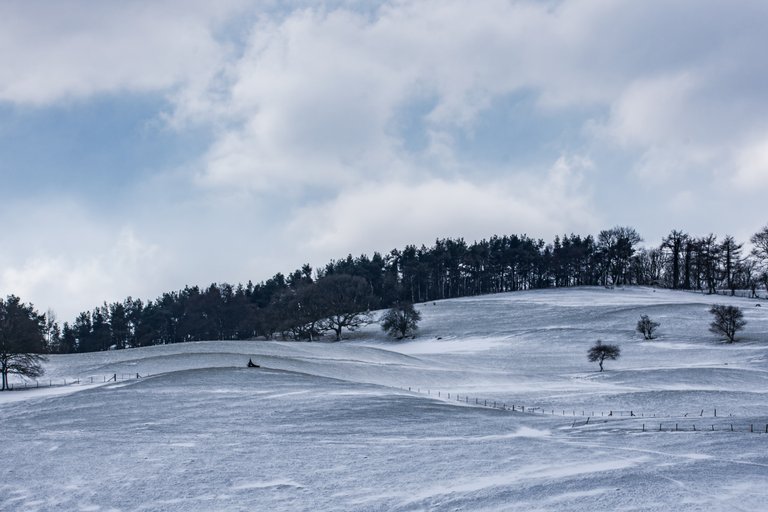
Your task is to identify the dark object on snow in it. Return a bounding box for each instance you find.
[380,302,421,339]
[709,304,746,343]
[587,340,621,372]
[636,314,660,340]
[247,358,260,368]
[756,304,762,307]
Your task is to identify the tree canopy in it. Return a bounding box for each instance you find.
[23,224,768,353]
[587,340,621,372]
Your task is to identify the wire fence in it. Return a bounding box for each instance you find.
[403,386,768,434]
[5,373,767,434]
[5,373,147,391]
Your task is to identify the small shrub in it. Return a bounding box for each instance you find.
[636,314,660,340]
[380,303,421,339]
[708,304,746,342]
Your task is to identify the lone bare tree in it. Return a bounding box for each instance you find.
[587,340,621,372]
[708,304,746,343]
[1,295,48,390]
[636,314,660,340]
[380,302,421,339]
[315,275,375,340]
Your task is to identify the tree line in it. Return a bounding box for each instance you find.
[13,224,768,354]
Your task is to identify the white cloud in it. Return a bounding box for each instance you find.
[285,156,598,259]
[4,0,768,317]
[0,0,245,105]
[0,218,167,320]
[733,137,768,191]
[180,0,768,196]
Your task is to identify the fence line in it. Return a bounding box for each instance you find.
[6,374,766,434]
[403,386,766,434]
[5,372,147,391]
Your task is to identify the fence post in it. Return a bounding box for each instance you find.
[642,424,645,432]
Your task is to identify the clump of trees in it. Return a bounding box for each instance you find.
[636,314,660,340]
[18,223,768,354]
[0,296,48,390]
[380,303,422,339]
[708,304,746,343]
[587,340,621,372]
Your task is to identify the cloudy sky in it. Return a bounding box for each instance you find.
[2,0,767,320]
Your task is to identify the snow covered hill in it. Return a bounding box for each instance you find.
[2,287,767,511]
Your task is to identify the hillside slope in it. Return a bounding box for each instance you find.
[2,287,767,511]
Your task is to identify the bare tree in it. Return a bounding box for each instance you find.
[661,230,688,289]
[719,236,743,296]
[315,275,376,340]
[751,225,768,296]
[597,226,643,286]
[751,225,768,263]
[708,304,746,343]
[587,340,621,372]
[380,302,421,339]
[1,296,48,391]
[636,314,660,340]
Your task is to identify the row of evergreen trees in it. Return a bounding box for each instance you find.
[36,225,768,353]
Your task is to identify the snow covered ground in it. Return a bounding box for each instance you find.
[2,287,767,511]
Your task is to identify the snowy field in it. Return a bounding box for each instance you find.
[2,287,767,511]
